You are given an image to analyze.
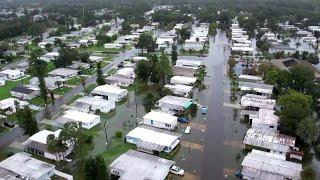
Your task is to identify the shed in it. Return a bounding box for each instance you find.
[170,76,197,85]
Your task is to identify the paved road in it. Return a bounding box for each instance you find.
[202,30,229,179]
[0,48,138,149]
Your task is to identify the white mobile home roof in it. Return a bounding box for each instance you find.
[62,110,100,124]
[252,109,279,126]
[126,126,180,147]
[143,111,177,124]
[176,59,202,67]
[238,74,263,82]
[170,76,197,85]
[241,150,302,180]
[74,96,115,109]
[164,84,193,93]
[239,81,274,95]
[241,94,276,110]
[48,68,79,77]
[91,84,128,95]
[109,150,174,180]
[158,96,192,107]
[28,129,61,144]
[0,152,55,179]
[0,98,29,110]
[0,69,23,76]
[243,128,296,153]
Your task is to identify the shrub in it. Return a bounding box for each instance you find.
[115,131,123,138]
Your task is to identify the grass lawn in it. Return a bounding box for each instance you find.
[53,86,72,95]
[29,97,52,106]
[107,68,117,75]
[0,77,31,100]
[102,137,136,165]
[67,77,84,86]
[83,84,96,95]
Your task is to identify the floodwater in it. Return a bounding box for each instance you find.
[3,30,249,180]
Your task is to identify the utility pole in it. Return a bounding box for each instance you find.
[104,121,109,148]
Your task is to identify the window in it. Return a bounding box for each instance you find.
[269,126,274,129]
[165,123,171,127]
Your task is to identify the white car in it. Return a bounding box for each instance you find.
[184,126,191,134]
[170,165,185,176]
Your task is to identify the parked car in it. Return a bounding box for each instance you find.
[170,165,185,176]
[201,106,208,114]
[184,126,191,134]
[178,117,189,123]
[4,121,14,128]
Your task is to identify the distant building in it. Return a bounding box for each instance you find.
[176,59,202,69]
[0,152,73,180]
[241,150,302,180]
[39,52,60,62]
[109,150,174,180]
[104,43,122,49]
[22,129,74,161]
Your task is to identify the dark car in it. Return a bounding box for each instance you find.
[178,117,189,123]
[4,121,14,128]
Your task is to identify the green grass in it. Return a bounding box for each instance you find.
[83,84,96,95]
[97,110,116,120]
[0,77,31,100]
[102,137,135,165]
[67,77,84,86]
[107,68,117,75]
[29,97,52,106]
[53,86,72,95]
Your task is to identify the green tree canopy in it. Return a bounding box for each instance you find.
[296,117,319,145]
[289,64,315,92]
[137,32,157,53]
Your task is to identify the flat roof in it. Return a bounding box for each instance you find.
[241,94,276,110]
[164,84,193,92]
[91,84,128,95]
[176,59,202,66]
[158,95,192,107]
[143,111,177,124]
[239,81,274,95]
[48,68,79,77]
[126,126,180,147]
[241,150,302,180]
[109,150,174,180]
[11,86,36,94]
[28,129,61,144]
[0,69,22,76]
[238,74,263,81]
[75,96,115,108]
[0,152,55,179]
[243,128,296,153]
[170,76,197,84]
[252,109,279,126]
[62,110,100,123]
[0,98,29,110]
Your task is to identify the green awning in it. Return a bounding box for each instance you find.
[183,101,193,109]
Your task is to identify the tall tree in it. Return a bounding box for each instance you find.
[34,59,48,105]
[16,107,39,136]
[289,64,315,92]
[171,43,177,65]
[135,60,150,82]
[155,54,172,84]
[296,117,319,145]
[84,155,107,180]
[137,33,157,53]
[96,62,106,85]
[278,90,313,136]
